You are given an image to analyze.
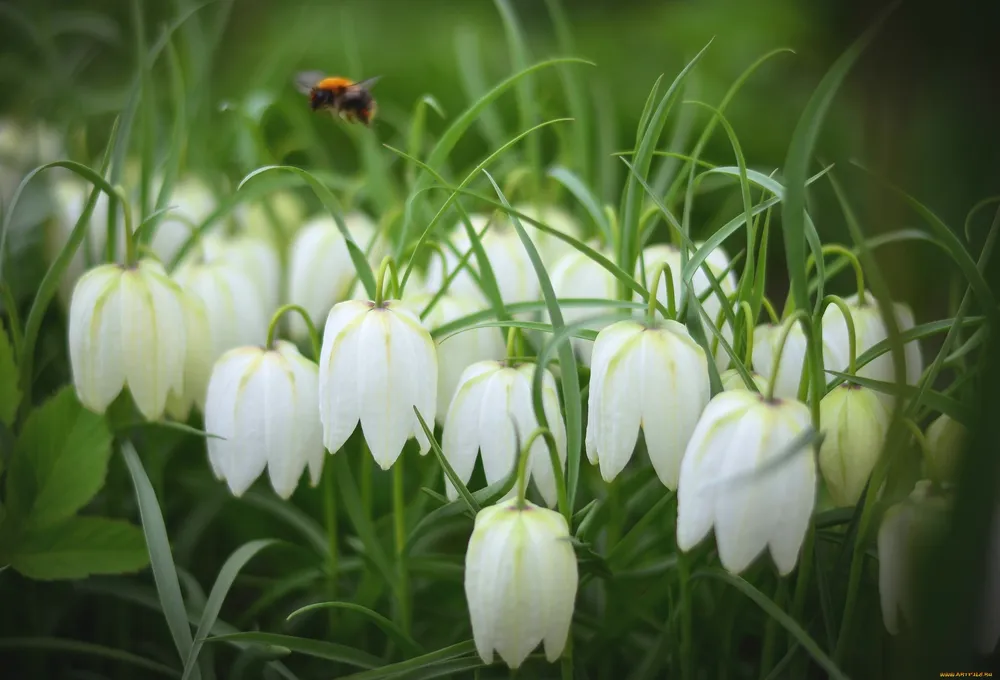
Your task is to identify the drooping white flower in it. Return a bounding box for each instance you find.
[547,246,619,366]
[400,291,506,422]
[198,232,282,319]
[319,300,437,469]
[751,321,841,400]
[464,498,578,669]
[443,360,566,507]
[424,214,539,310]
[720,367,769,393]
[676,390,816,575]
[149,176,218,264]
[822,291,924,389]
[165,291,213,421]
[586,319,710,490]
[634,242,739,371]
[68,260,186,420]
[818,384,889,507]
[923,413,968,484]
[287,212,386,340]
[173,254,268,363]
[204,341,323,499]
[877,481,950,636]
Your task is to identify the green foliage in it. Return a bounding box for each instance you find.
[7,516,148,580]
[0,324,19,426]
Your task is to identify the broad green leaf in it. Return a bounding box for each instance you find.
[0,324,19,426]
[8,516,148,580]
[6,386,112,529]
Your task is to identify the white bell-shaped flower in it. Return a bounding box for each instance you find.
[165,291,213,420]
[287,212,385,340]
[818,384,889,507]
[150,176,218,264]
[424,214,539,310]
[173,253,268,363]
[823,291,924,388]
[676,390,816,575]
[720,367,769,393]
[68,260,186,420]
[924,413,968,484]
[204,341,323,498]
[586,318,710,489]
[401,291,506,422]
[198,232,282,319]
[319,299,437,469]
[442,360,567,507]
[634,242,739,371]
[751,322,841,400]
[547,246,618,366]
[464,498,578,669]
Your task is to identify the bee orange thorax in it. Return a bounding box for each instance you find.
[315,76,354,91]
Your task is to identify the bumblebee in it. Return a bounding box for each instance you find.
[295,71,381,126]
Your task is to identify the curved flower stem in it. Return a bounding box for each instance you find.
[761,296,780,324]
[115,186,136,266]
[739,301,755,366]
[374,255,400,306]
[518,426,568,521]
[266,303,321,359]
[766,310,810,402]
[505,327,521,367]
[822,295,858,375]
[393,458,410,635]
[818,244,867,305]
[646,261,676,324]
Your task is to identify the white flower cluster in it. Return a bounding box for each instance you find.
[63,188,978,668]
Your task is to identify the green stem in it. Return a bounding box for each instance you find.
[115,186,137,266]
[761,297,780,324]
[803,244,867,306]
[515,427,544,509]
[822,295,857,375]
[646,261,676,324]
[677,550,694,680]
[740,300,755,366]
[560,633,574,680]
[266,303,320,358]
[765,310,809,401]
[759,580,788,679]
[505,327,520,366]
[322,460,338,635]
[374,255,399,306]
[392,459,410,635]
[788,523,815,669]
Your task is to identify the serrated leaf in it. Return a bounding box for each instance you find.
[8,516,149,580]
[0,324,19,426]
[6,386,112,529]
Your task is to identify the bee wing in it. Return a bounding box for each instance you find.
[295,70,326,95]
[352,75,382,91]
